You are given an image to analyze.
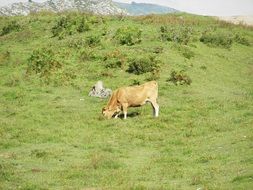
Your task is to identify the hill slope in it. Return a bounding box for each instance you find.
[114,1,178,15]
[0,13,252,189]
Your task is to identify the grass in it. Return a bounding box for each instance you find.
[0,12,253,189]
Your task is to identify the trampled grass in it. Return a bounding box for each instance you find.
[0,12,253,189]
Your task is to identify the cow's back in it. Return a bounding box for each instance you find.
[116,81,158,106]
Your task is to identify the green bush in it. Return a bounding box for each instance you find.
[0,21,21,36]
[105,59,124,69]
[68,38,86,49]
[27,48,61,77]
[86,34,101,47]
[146,69,160,81]
[160,25,194,45]
[51,16,72,39]
[167,70,192,85]
[101,25,108,36]
[127,55,159,75]
[130,79,141,86]
[177,45,195,59]
[200,32,233,49]
[104,49,126,69]
[79,48,100,61]
[234,33,250,46]
[76,17,91,33]
[114,26,142,46]
[51,15,91,39]
[89,15,103,24]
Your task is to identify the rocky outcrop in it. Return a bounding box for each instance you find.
[0,0,126,16]
[89,81,112,98]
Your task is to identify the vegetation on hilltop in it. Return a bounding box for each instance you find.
[114,1,178,15]
[0,12,253,189]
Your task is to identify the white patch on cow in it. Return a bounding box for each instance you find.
[154,105,159,117]
[123,112,127,119]
[146,99,159,117]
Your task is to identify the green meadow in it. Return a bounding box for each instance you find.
[0,12,252,189]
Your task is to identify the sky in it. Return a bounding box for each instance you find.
[0,0,253,16]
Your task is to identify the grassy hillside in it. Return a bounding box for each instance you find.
[0,12,253,189]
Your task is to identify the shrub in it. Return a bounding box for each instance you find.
[0,21,21,36]
[68,38,86,49]
[105,59,124,69]
[79,48,101,61]
[27,48,61,77]
[51,16,72,39]
[76,17,91,33]
[167,70,192,85]
[160,25,169,41]
[86,34,101,47]
[146,69,160,81]
[234,33,250,46]
[200,32,233,49]
[114,26,142,46]
[51,15,91,39]
[160,25,194,45]
[89,15,102,24]
[131,79,141,86]
[101,25,108,36]
[104,49,126,69]
[127,55,160,75]
[176,45,195,59]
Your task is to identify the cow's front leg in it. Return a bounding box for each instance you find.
[122,103,128,119]
[123,112,127,119]
[114,106,122,119]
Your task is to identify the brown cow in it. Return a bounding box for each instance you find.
[102,81,159,119]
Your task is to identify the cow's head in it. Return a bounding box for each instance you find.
[102,106,120,119]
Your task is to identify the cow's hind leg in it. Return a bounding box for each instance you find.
[150,100,159,117]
